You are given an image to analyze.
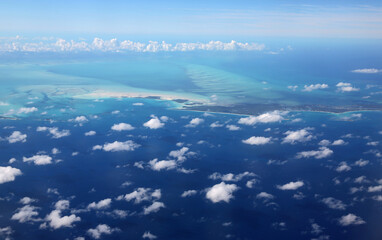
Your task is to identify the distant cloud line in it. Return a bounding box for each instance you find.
[0,37,265,53]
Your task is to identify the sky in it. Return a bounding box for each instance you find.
[0,0,382,39]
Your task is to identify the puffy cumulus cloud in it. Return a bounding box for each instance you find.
[118,188,161,204]
[168,147,190,162]
[149,159,177,171]
[0,226,12,239]
[111,123,135,131]
[87,224,119,239]
[142,231,157,240]
[256,192,274,200]
[336,82,359,92]
[69,116,88,123]
[19,197,36,205]
[23,154,52,165]
[143,202,165,215]
[282,128,313,144]
[87,198,112,210]
[336,162,351,172]
[332,139,347,146]
[17,107,38,114]
[55,200,70,210]
[302,84,328,92]
[205,182,238,203]
[210,121,224,128]
[209,172,256,182]
[85,130,96,136]
[11,205,40,223]
[351,68,382,74]
[36,126,70,139]
[95,140,140,152]
[7,131,27,143]
[368,185,382,192]
[143,117,164,129]
[338,214,365,226]
[238,111,286,126]
[242,136,272,145]
[185,118,204,128]
[44,210,80,229]
[322,197,346,210]
[296,147,333,159]
[226,124,240,131]
[181,190,198,197]
[0,166,22,184]
[277,181,304,190]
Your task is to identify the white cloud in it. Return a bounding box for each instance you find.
[23,154,52,165]
[332,139,347,145]
[0,166,22,184]
[277,181,304,190]
[37,127,70,139]
[210,121,224,128]
[209,172,256,182]
[351,68,381,74]
[111,123,135,131]
[282,128,313,144]
[205,182,238,203]
[143,117,164,129]
[69,116,88,123]
[338,214,365,226]
[336,162,351,172]
[368,185,382,192]
[55,200,70,210]
[149,159,177,171]
[242,136,272,145]
[185,118,204,128]
[288,85,298,91]
[256,192,274,200]
[302,84,328,92]
[85,130,96,136]
[142,231,157,240]
[18,107,38,114]
[238,111,286,125]
[119,188,161,204]
[226,125,240,131]
[181,190,198,197]
[7,131,27,143]
[11,205,40,223]
[87,198,112,210]
[87,224,119,239]
[98,140,140,152]
[45,210,80,229]
[296,147,333,159]
[336,82,359,92]
[168,147,189,162]
[322,197,346,210]
[19,197,36,205]
[143,202,165,215]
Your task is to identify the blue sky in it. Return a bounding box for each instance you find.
[0,0,382,39]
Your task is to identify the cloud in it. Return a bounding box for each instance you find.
[282,128,313,144]
[143,202,165,215]
[95,140,140,152]
[256,192,274,200]
[87,224,119,239]
[209,172,256,182]
[23,154,52,165]
[277,181,304,190]
[226,125,240,131]
[322,197,346,210]
[149,159,177,171]
[302,84,328,92]
[45,210,80,229]
[210,121,224,128]
[338,214,365,226]
[19,197,36,205]
[181,190,198,197]
[351,68,381,74]
[0,166,22,184]
[238,111,286,126]
[168,147,190,162]
[111,123,135,131]
[55,200,70,210]
[185,118,204,127]
[336,82,359,92]
[118,188,161,204]
[206,182,238,203]
[332,139,347,146]
[87,198,112,210]
[336,162,351,172]
[85,130,96,136]
[142,231,157,240]
[37,126,70,139]
[7,131,27,143]
[368,185,382,192]
[242,136,272,145]
[69,116,88,123]
[11,205,40,223]
[143,117,164,129]
[17,107,38,114]
[296,147,333,159]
